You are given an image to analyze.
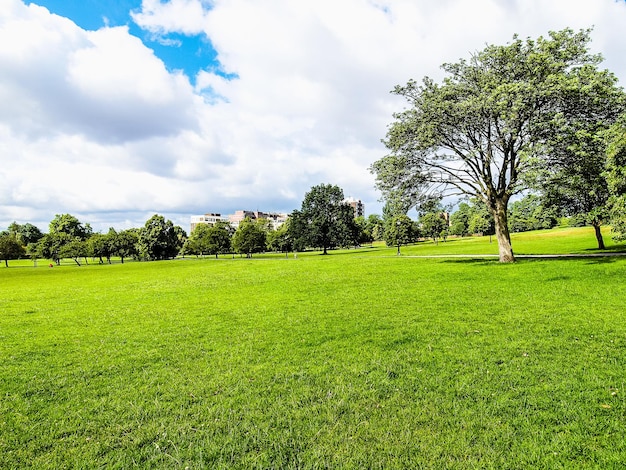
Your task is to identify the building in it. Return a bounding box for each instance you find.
[343,197,364,218]
[228,210,289,230]
[189,213,229,233]
[191,210,289,233]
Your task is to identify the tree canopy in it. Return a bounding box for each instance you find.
[289,184,359,254]
[137,215,186,261]
[232,218,267,257]
[371,28,624,262]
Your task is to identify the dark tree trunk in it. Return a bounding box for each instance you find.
[593,223,605,250]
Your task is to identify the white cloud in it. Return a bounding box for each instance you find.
[2,0,626,231]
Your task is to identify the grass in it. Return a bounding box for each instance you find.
[2,227,626,468]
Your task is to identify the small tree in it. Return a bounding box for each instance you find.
[267,221,292,255]
[420,212,447,244]
[112,229,139,263]
[60,239,88,266]
[0,234,25,267]
[206,222,233,258]
[384,215,414,254]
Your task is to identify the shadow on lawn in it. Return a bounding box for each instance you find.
[441,255,625,265]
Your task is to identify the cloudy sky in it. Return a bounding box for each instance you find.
[2,0,626,232]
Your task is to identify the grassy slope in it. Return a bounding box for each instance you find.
[1,228,626,468]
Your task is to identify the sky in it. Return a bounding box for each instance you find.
[2,0,626,233]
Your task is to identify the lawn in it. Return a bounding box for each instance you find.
[1,228,626,468]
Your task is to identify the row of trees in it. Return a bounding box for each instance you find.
[0,214,181,267]
[1,185,610,267]
[0,186,375,266]
[371,27,626,262]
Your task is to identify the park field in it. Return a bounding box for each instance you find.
[1,227,626,468]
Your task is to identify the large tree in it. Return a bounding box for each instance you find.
[289,184,359,254]
[371,28,619,262]
[535,62,625,249]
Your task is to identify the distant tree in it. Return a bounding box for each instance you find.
[533,61,625,249]
[354,216,373,245]
[508,194,557,233]
[60,239,88,266]
[290,184,359,254]
[137,215,183,261]
[6,222,43,246]
[420,212,448,244]
[49,214,92,240]
[112,229,139,263]
[26,242,40,266]
[366,214,385,241]
[206,222,233,258]
[384,214,414,254]
[185,224,211,257]
[449,203,472,236]
[232,217,267,257]
[0,234,25,267]
[89,232,114,264]
[468,213,492,237]
[267,221,292,255]
[36,232,72,265]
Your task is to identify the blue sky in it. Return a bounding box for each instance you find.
[25,0,220,83]
[2,0,626,232]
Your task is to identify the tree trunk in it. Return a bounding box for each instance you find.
[593,223,605,250]
[493,198,515,263]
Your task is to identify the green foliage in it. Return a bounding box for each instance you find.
[5,222,43,245]
[0,234,25,267]
[289,184,359,254]
[2,247,626,467]
[232,218,267,257]
[267,220,292,253]
[419,212,447,243]
[533,60,624,247]
[34,232,73,265]
[371,28,620,262]
[110,229,139,263]
[449,203,472,236]
[137,215,185,261]
[605,114,626,241]
[508,194,558,233]
[49,214,92,241]
[383,214,415,253]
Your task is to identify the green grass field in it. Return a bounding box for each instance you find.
[2,227,626,468]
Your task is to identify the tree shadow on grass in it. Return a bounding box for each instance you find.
[441,255,625,265]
